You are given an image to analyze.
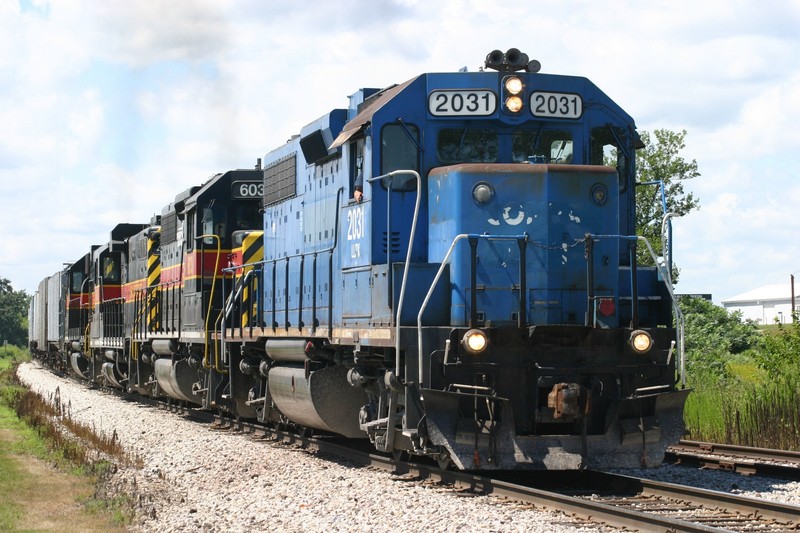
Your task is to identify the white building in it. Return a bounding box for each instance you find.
[722,284,799,324]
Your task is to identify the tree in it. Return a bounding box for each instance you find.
[753,320,800,375]
[681,296,761,379]
[634,129,700,270]
[0,278,29,347]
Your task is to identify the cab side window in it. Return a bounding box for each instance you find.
[71,271,83,292]
[591,126,630,192]
[381,123,420,182]
[349,137,365,200]
[102,256,119,283]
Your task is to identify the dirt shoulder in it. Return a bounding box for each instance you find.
[0,419,127,532]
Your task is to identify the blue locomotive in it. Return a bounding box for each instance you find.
[29,49,688,470]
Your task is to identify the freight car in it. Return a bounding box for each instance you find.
[30,49,689,470]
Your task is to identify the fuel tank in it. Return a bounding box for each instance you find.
[154,358,202,404]
[69,352,89,380]
[101,362,124,389]
[268,365,367,438]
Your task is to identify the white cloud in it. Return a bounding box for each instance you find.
[2,0,800,304]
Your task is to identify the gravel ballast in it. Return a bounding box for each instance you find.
[16,361,800,531]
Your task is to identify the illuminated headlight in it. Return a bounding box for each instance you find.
[462,329,489,354]
[505,95,523,113]
[472,182,494,205]
[504,76,523,95]
[629,330,653,354]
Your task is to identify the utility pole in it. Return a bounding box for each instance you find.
[792,274,796,322]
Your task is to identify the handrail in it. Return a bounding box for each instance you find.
[367,170,421,379]
[130,284,161,359]
[416,232,529,384]
[197,234,225,373]
[99,297,125,343]
[661,212,678,285]
[587,233,685,389]
[218,188,344,337]
[130,289,145,359]
[217,267,255,363]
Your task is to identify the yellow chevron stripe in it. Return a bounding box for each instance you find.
[241,231,264,326]
[147,233,161,332]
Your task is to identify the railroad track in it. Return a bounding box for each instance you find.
[68,381,800,532]
[182,411,800,532]
[667,440,800,479]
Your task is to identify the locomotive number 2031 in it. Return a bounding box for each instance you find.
[346,205,365,241]
[428,90,497,116]
[346,205,365,259]
[530,91,583,119]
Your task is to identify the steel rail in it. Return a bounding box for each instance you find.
[588,471,800,526]
[668,439,800,479]
[675,440,800,463]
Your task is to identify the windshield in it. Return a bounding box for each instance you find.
[437,128,498,164]
[512,130,573,163]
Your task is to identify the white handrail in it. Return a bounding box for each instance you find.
[636,235,686,389]
[367,170,422,379]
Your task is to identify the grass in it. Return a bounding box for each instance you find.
[0,428,24,531]
[683,360,800,450]
[0,347,136,530]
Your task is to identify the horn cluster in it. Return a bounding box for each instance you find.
[485,48,541,73]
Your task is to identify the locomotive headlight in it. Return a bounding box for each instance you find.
[505,95,523,113]
[472,182,494,205]
[504,76,524,95]
[503,76,524,113]
[462,329,489,354]
[629,330,653,354]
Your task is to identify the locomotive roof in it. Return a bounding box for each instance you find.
[165,169,263,215]
[330,76,419,149]
[329,70,634,152]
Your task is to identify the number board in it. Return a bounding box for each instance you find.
[530,91,583,119]
[340,203,371,268]
[428,90,497,116]
[231,181,264,199]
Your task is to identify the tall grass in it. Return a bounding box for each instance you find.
[1,351,137,528]
[0,354,140,470]
[684,374,800,450]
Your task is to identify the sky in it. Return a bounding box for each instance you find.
[1,0,799,304]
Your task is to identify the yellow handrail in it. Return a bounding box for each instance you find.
[130,287,157,361]
[197,234,227,374]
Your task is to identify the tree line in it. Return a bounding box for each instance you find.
[0,278,29,348]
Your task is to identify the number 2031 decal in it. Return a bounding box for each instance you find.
[530,91,583,119]
[428,90,497,116]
